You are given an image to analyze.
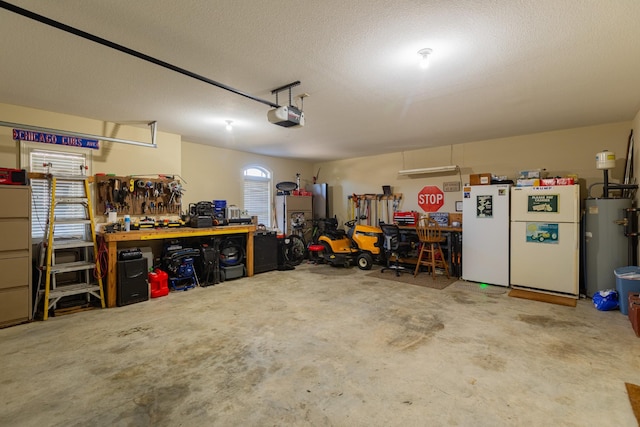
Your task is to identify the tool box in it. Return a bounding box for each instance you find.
[190,215,214,228]
[0,168,27,185]
[393,211,420,226]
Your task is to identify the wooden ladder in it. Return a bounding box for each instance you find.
[34,175,105,320]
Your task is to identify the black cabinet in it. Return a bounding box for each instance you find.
[254,231,278,274]
[117,258,149,306]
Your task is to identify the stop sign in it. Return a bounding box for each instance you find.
[418,186,445,212]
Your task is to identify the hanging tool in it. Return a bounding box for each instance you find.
[352,193,359,221]
[386,196,391,223]
[111,179,120,207]
[366,198,371,225]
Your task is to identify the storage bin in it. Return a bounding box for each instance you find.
[221,264,245,281]
[614,267,640,315]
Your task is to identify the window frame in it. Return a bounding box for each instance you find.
[20,142,93,242]
[242,165,272,228]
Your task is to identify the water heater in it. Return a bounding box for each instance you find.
[584,198,630,296]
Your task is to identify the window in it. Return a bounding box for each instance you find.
[243,166,272,227]
[28,149,89,240]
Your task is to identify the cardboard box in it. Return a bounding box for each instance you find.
[449,212,462,227]
[516,178,540,187]
[556,177,575,185]
[519,169,548,179]
[470,173,491,185]
[539,177,575,186]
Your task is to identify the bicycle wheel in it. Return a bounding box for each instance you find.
[285,235,306,266]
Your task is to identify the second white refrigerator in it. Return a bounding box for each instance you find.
[510,185,580,297]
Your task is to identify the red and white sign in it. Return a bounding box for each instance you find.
[418,186,444,212]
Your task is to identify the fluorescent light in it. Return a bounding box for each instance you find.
[398,165,459,175]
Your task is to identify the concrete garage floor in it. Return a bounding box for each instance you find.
[1,263,639,426]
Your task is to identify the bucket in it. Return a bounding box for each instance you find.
[596,151,616,170]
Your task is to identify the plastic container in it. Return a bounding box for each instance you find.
[124,214,131,232]
[149,268,169,298]
[596,151,616,170]
[614,266,640,315]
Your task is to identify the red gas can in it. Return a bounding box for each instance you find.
[149,268,169,298]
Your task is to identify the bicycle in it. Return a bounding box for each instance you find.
[284,216,322,266]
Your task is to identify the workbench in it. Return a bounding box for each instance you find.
[100,224,256,308]
[397,225,463,277]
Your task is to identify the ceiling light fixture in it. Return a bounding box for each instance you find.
[418,48,433,69]
[225,120,233,132]
[398,165,458,175]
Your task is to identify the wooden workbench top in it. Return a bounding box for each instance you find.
[100,224,256,242]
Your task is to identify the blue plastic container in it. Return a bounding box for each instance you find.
[213,200,226,217]
[614,266,640,315]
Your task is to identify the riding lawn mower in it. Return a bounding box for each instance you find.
[318,218,384,269]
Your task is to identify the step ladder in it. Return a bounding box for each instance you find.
[34,175,105,320]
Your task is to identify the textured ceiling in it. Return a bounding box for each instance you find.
[1,0,639,161]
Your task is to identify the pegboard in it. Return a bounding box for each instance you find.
[95,174,184,216]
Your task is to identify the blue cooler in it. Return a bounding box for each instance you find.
[614,266,640,315]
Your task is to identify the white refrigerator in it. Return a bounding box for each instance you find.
[462,184,511,286]
[510,185,580,297]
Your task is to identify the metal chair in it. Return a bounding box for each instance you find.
[414,217,450,280]
[380,223,411,276]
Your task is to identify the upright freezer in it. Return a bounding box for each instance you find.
[462,184,511,286]
[510,185,580,297]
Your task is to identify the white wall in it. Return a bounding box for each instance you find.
[0,103,180,175]
[180,141,314,224]
[314,121,633,225]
